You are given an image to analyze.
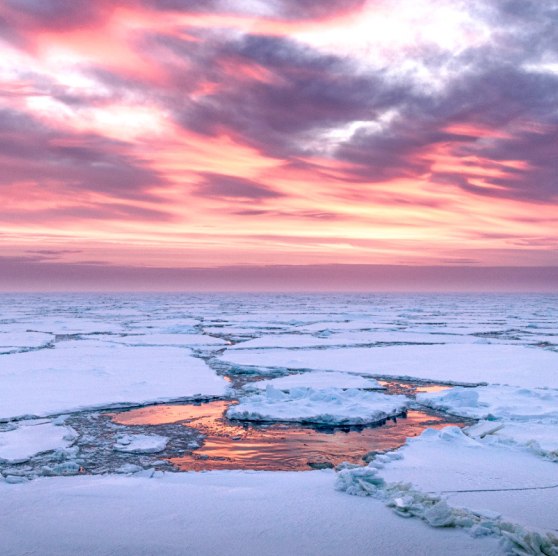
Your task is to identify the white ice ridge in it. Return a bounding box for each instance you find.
[336,426,558,555]
[227,386,409,425]
[113,434,168,454]
[0,340,228,420]
[0,420,77,464]
[244,371,383,391]
[220,343,558,388]
[416,386,558,421]
[0,471,502,556]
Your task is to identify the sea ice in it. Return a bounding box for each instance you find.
[244,371,383,391]
[417,385,558,420]
[338,426,558,535]
[0,471,502,556]
[467,420,558,461]
[113,434,168,454]
[228,331,479,350]
[0,421,77,463]
[0,332,53,353]
[0,340,228,420]
[227,386,409,425]
[221,343,558,388]
[100,333,227,347]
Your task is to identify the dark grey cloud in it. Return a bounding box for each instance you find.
[0,109,166,202]
[3,0,110,31]
[334,43,558,200]
[87,17,558,204]
[142,0,367,19]
[25,249,83,258]
[3,0,557,206]
[196,173,283,199]
[171,33,405,158]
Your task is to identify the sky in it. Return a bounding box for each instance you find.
[0,0,557,291]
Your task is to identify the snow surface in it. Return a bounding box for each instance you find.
[0,340,228,420]
[227,386,409,425]
[338,426,558,537]
[0,471,502,556]
[221,344,558,388]
[245,371,383,391]
[0,421,76,463]
[113,434,169,454]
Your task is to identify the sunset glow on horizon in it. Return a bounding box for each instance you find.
[1,0,557,290]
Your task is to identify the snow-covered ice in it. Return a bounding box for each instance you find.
[0,340,228,420]
[0,471,502,556]
[227,386,409,425]
[467,420,558,461]
[228,331,480,349]
[113,434,169,454]
[417,386,558,420]
[221,343,558,388]
[0,332,53,354]
[0,420,76,463]
[244,371,383,391]
[103,333,227,347]
[337,426,558,548]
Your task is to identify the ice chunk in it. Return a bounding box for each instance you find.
[227,386,409,426]
[417,386,558,420]
[245,371,383,391]
[113,434,168,454]
[468,420,558,461]
[0,421,76,463]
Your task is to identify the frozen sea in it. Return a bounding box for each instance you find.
[0,293,557,555]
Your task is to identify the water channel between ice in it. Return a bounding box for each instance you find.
[106,381,469,472]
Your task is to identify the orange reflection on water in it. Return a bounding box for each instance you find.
[378,380,452,395]
[112,401,465,472]
[415,384,452,393]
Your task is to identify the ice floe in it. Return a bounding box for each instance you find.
[336,426,558,554]
[0,332,53,354]
[0,471,502,556]
[244,371,383,391]
[0,420,77,464]
[227,386,409,425]
[100,333,227,347]
[221,343,558,388]
[417,386,558,420]
[0,340,228,420]
[467,420,558,461]
[113,434,169,454]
